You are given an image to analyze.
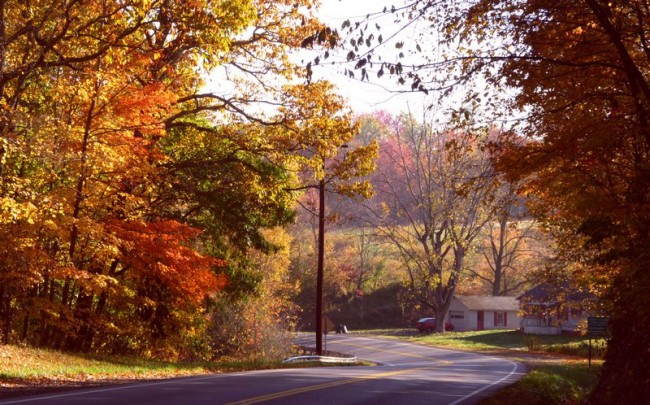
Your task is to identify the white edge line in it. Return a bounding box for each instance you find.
[447,358,521,405]
[2,337,521,405]
[0,366,322,405]
[323,334,524,405]
[0,374,218,404]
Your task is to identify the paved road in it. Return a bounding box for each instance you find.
[0,335,524,405]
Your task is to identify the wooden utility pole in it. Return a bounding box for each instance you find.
[316,176,325,355]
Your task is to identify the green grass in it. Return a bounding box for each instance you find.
[355,328,607,358]
[479,362,601,405]
[0,344,368,391]
[1,331,603,403]
[0,345,215,382]
[354,328,604,404]
[412,329,528,350]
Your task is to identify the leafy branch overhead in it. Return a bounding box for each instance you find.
[309,0,650,402]
[302,1,439,93]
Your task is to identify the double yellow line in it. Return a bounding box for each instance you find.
[333,339,445,361]
[225,367,425,405]
[227,339,453,404]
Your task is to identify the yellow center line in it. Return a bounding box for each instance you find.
[332,339,451,363]
[225,367,426,405]
[226,340,455,405]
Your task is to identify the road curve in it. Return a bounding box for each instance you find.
[0,335,524,405]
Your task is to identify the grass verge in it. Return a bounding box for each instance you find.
[1,330,603,402]
[0,344,365,399]
[353,328,604,404]
[480,362,601,405]
[0,345,214,380]
[353,328,607,357]
[0,345,210,399]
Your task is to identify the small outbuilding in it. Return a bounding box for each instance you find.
[517,282,594,335]
[447,295,521,332]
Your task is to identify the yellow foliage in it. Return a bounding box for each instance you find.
[0,0,358,360]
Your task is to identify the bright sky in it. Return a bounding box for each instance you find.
[312,0,431,115]
[206,1,456,120]
[314,1,522,129]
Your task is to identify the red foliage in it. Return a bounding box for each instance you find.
[105,218,226,306]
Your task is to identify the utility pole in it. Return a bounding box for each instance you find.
[315,176,325,355]
[315,145,347,356]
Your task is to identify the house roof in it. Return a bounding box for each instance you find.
[453,295,520,311]
[517,282,594,303]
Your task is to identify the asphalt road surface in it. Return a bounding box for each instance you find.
[0,334,524,405]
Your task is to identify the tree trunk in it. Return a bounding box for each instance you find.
[21,314,29,342]
[491,215,508,296]
[434,299,453,333]
[589,240,650,403]
[72,287,95,352]
[0,286,9,344]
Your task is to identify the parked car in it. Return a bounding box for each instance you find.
[415,317,454,332]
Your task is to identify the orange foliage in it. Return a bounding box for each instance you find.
[105,218,226,306]
[111,83,176,138]
[0,0,354,360]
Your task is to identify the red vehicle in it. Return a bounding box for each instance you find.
[415,317,454,332]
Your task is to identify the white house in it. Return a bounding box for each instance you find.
[447,295,521,332]
[517,282,594,335]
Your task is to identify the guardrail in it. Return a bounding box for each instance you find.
[282,355,358,364]
[284,345,357,364]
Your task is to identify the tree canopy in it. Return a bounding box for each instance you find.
[365,113,500,332]
[0,0,374,358]
[325,0,650,400]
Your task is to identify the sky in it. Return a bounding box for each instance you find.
[311,0,432,114]
[205,1,459,120]
[312,1,523,129]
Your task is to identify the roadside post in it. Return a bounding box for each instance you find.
[322,317,335,354]
[587,316,609,367]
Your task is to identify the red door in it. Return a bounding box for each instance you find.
[477,311,484,330]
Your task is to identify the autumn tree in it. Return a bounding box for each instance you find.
[340,226,401,324]
[286,81,378,352]
[0,0,247,354]
[288,222,407,328]
[328,0,650,400]
[445,2,650,400]
[366,113,499,332]
[0,0,357,359]
[207,227,299,361]
[465,182,549,297]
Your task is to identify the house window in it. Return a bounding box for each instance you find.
[494,311,508,327]
[450,311,464,320]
